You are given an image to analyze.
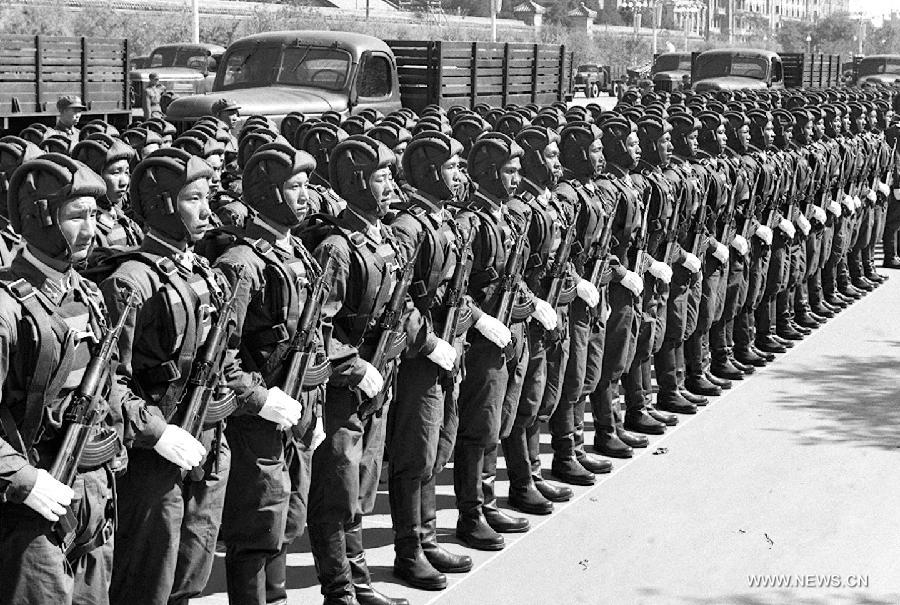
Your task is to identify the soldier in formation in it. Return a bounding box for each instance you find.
[0,85,896,605]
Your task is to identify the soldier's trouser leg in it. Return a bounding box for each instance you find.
[529,309,570,477]
[1,467,114,605]
[387,356,443,561]
[222,416,289,605]
[882,198,900,260]
[113,430,227,605]
[456,324,527,519]
[551,299,590,460]
[359,403,388,517]
[307,387,365,603]
[578,290,608,454]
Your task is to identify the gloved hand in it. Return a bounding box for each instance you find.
[796,213,811,236]
[866,188,877,202]
[620,270,644,296]
[813,206,828,224]
[357,361,385,399]
[153,425,206,470]
[648,260,672,284]
[681,252,701,274]
[531,298,558,331]
[575,279,600,307]
[259,386,303,429]
[778,217,796,240]
[853,195,862,209]
[755,225,773,246]
[731,234,750,256]
[878,181,890,196]
[828,200,842,216]
[22,468,74,522]
[474,313,512,348]
[310,417,326,452]
[712,241,729,264]
[893,188,900,200]
[426,337,457,371]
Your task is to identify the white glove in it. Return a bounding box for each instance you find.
[648,260,672,284]
[828,200,842,216]
[681,252,701,274]
[259,386,303,429]
[22,468,74,522]
[877,181,890,196]
[866,189,877,202]
[426,337,457,371]
[531,298,558,331]
[813,206,827,224]
[474,313,512,348]
[153,425,206,470]
[755,225,773,246]
[796,213,811,236]
[620,270,644,296]
[778,217,796,240]
[853,195,862,210]
[712,241,729,264]
[310,416,326,452]
[575,279,600,308]
[357,361,385,399]
[893,188,900,200]
[731,234,750,257]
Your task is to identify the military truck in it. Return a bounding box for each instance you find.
[573,64,613,98]
[0,35,131,135]
[129,42,225,111]
[690,48,842,92]
[165,31,572,130]
[651,52,691,92]
[853,55,900,86]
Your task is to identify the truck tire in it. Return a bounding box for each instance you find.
[589,82,600,98]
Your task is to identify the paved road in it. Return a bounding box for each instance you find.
[196,257,900,605]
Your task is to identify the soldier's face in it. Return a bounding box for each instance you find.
[869,110,877,129]
[441,155,463,192]
[803,122,814,141]
[715,125,728,150]
[102,159,131,205]
[221,109,240,128]
[782,127,793,145]
[657,132,673,165]
[499,157,521,195]
[176,178,212,242]
[626,132,641,165]
[833,115,842,133]
[60,108,82,128]
[367,167,395,218]
[815,119,825,138]
[763,121,775,146]
[393,142,408,170]
[57,196,97,262]
[589,138,604,174]
[281,170,310,219]
[739,125,751,148]
[685,130,699,155]
[205,153,224,193]
[541,142,563,179]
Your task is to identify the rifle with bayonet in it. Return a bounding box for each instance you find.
[51,290,138,550]
[441,226,477,342]
[546,206,581,308]
[587,194,621,288]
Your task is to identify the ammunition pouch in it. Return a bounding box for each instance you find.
[302,353,332,388]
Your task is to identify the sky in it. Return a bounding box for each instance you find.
[856,0,896,20]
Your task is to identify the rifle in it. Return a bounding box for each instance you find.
[495,226,528,327]
[718,162,739,246]
[662,174,683,265]
[179,269,244,440]
[441,226,477,342]
[632,186,652,279]
[546,206,581,308]
[587,195,622,288]
[690,168,713,257]
[359,231,425,414]
[51,290,138,546]
[779,157,802,236]
[740,165,763,241]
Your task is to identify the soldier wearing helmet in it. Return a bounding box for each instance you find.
[300,122,350,217]
[0,154,126,604]
[0,136,41,263]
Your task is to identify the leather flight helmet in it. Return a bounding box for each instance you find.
[467,132,524,199]
[402,131,464,200]
[328,135,395,214]
[243,141,316,227]
[559,121,602,178]
[515,126,561,188]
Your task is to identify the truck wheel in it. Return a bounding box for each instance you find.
[589,83,600,98]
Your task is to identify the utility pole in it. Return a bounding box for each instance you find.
[192,0,199,44]
[490,0,498,42]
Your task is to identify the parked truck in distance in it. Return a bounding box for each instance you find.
[652,52,691,92]
[165,31,571,130]
[573,64,613,98]
[129,42,225,112]
[0,35,131,135]
[690,48,842,92]
[853,55,900,86]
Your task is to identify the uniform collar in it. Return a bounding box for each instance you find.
[408,190,451,223]
[344,207,387,244]
[16,247,75,305]
[144,231,195,271]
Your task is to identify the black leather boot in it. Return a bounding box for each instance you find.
[454,443,506,550]
[347,520,410,605]
[615,423,649,448]
[307,522,358,605]
[711,355,744,381]
[420,476,472,573]
[390,478,446,590]
[483,445,531,532]
[591,381,634,458]
[527,424,573,501]
[503,429,553,515]
[551,433,596,486]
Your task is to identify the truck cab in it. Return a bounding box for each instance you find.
[130,43,225,110]
[691,49,784,92]
[166,31,402,130]
[652,52,691,92]
[854,55,900,86]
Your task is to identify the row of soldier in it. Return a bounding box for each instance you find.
[0,86,897,605]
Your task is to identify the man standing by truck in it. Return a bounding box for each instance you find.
[51,96,86,153]
[143,73,166,120]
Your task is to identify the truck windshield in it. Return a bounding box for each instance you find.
[857,57,900,77]
[654,55,691,72]
[218,45,351,91]
[577,65,599,73]
[695,54,768,80]
[150,47,206,68]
